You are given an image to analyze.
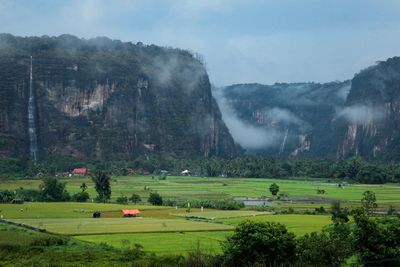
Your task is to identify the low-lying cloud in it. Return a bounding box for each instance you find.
[213,88,280,149]
[337,104,385,124]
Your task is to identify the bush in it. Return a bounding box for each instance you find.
[39,177,70,202]
[297,224,352,267]
[148,192,163,205]
[222,220,296,266]
[116,195,128,204]
[30,236,69,247]
[129,194,141,204]
[72,191,90,202]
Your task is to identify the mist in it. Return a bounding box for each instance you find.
[336,104,385,124]
[213,88,280,149]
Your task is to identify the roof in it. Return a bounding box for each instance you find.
[121,209,140,215]
[73,168,88,174]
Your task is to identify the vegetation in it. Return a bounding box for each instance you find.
[38,177,70,201]
[222,220,296,266]
[3,155,400,184]
[269,182,279,197]
[129,193,141,204]
[148,192,163,206]
[91,171,111,202]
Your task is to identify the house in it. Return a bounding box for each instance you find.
[181,170,191,176]
[121,209,141,217]
[72,168,88,176]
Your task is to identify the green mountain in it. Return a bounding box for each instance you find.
[217,57,400,160]
[0,34,236,160]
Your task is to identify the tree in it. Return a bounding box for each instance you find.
[39,177,70,201]
[129,193,141,204]
[331,201,349,223]
[80,182,87,192]
[116,195,128,204]
[297,224,352,267]
[222,220,296,267]
[361,190,377,215]
[352,208,400,266]
[148,192,162,205]
[91,171,111,202]
[269,182,279,197]
[72,191,89,202]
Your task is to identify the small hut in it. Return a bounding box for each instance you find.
[72,168,88,176]
[92,211,101,218]
[121,209,141,217]
[181,170,191,176]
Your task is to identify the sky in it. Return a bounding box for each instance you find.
[1,0,400,86]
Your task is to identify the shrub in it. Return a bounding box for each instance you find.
[72,191,90,202]
[129,194,141,204]
[116,195,128,204]
[148,192,163,205]
[222,221,296,266]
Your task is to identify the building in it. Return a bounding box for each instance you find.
[121,209,141,217]
[72,168,88,176]
[181,170,191,176]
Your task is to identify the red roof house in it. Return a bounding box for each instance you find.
[121,209,141,217]
[72,168,88,175]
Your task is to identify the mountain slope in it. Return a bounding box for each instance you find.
[218,57,400,160]
[0,34,236,160]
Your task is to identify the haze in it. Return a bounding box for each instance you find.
[1,0,400,85]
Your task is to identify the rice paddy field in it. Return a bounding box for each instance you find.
[1,175,399,255]
[1,175,400,206]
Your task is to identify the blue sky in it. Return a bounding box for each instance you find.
[1,0,400,85]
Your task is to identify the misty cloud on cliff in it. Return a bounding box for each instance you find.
[337,104,385,124]
[148,53,207,92]
[213,88,280,149]
[264,107,304,126]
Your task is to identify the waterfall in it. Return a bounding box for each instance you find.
[28,56,38,161]
[279,128,289,155]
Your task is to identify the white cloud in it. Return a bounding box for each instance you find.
[337,105,385,124]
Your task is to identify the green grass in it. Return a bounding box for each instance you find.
[0,222,45,246]
[0,202,169,219]
[1,175,400,207]
[173,210,271,219]
[217,214,332,236]
[75,231,231,255]
[10,217,233,235]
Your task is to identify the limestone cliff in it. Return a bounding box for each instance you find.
[0,34,236,160]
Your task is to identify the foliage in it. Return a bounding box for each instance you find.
[331,201,349,223]
[296,223,353,267]
[352,209,400,266]
[361,190,378,215]
[269,182,279,196]
[129,193,141,204]
[222,220,296,266]
[39,177,70,201]
[72,191,90,202]
[91,171,111,203]
[116,195,128,204]
[148,192,163,206]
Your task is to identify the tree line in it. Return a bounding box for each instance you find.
[1,155,400,184]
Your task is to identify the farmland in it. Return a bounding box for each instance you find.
[1,175,400,206]
[1,175,399,255]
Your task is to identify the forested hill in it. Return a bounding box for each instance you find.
[217,57,400,160]
[0,34,237,161]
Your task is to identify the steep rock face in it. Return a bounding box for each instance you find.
[336,57,400,160]
[0,34,236,160]
[216,82,350,157]
[219,57,400,160]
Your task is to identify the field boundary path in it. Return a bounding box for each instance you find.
[0,218,49,234]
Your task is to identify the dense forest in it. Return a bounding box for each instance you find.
[0,156,398,184]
